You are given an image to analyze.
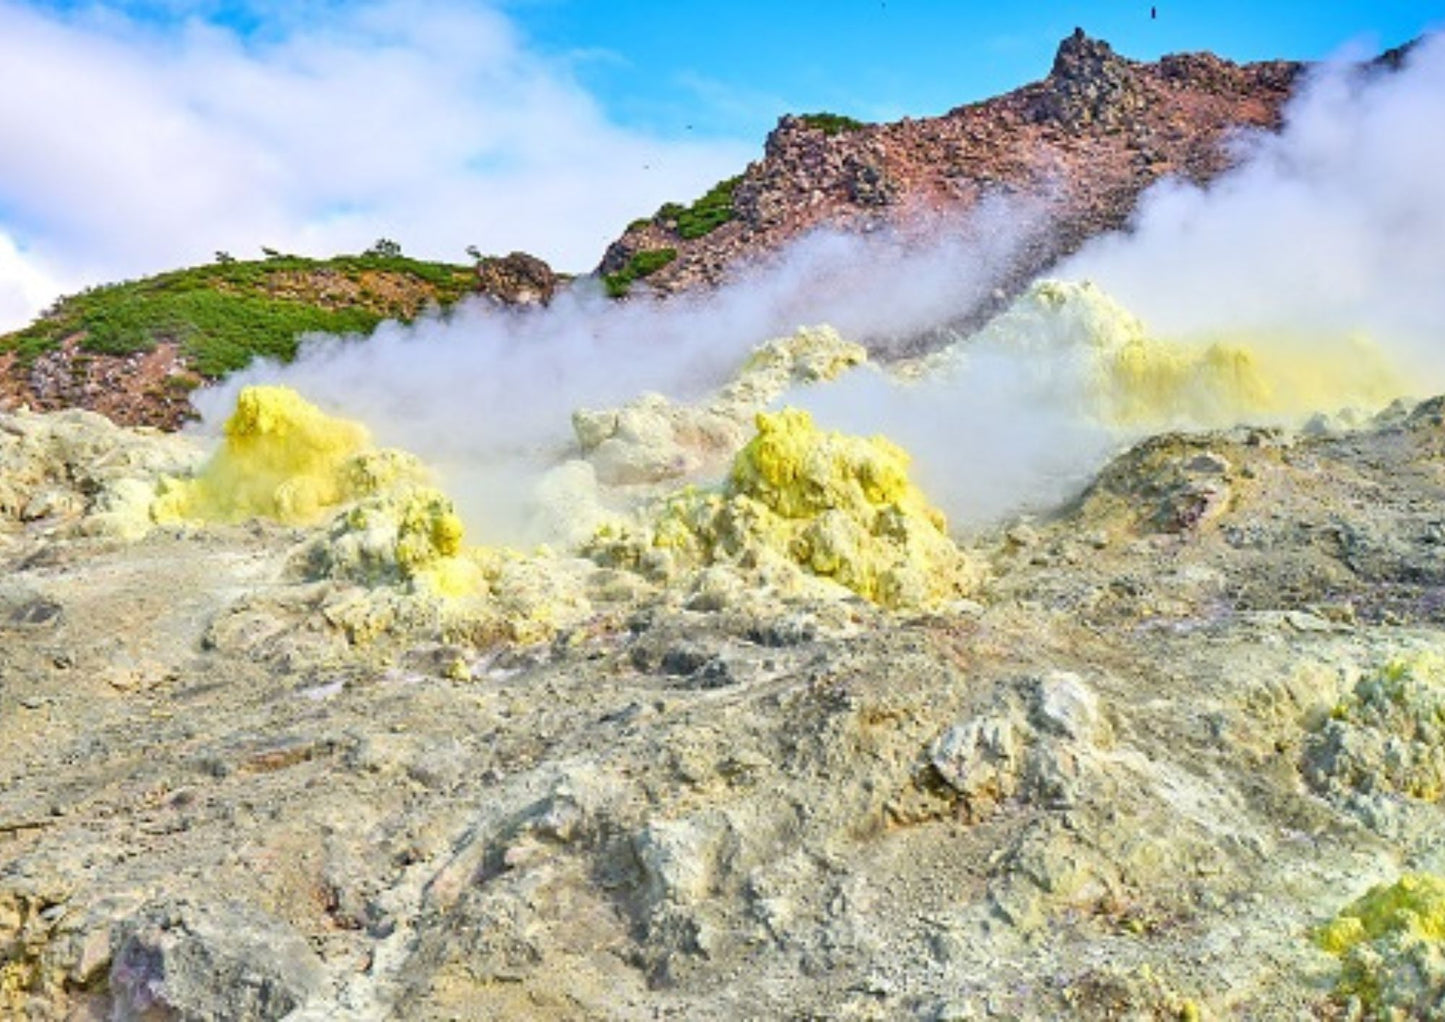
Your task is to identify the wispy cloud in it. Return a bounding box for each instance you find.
[0,0,754,329]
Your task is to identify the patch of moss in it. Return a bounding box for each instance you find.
[1,254,476,377]
[653,175,742,241]
[603,248,678,299]
[797,111,867,136]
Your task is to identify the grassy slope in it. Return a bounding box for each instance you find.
[1,254,476,377]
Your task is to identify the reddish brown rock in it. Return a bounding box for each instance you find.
[600,30,1303,309]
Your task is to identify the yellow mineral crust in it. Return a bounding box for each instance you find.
[962,280,1405,429]
[152,385,406,525]
[570,325,867,489]
[1304,651,1445,804]
[153,386,486,597]
[1315,873,1445,1016]
[1318,874,1445,955]
[591,408,979,609]
[320,487,478,597]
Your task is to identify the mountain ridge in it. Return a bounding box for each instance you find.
[0,29,1408,428]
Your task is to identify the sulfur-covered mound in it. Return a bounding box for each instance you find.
[948,279,1404,429]
[306,486,479,597]
[1304,652,1445,805]
[571,325,866,488]
[0,406,199,541]
[1317,873,1445,1018]
[151,385,427,525]
[587,407,979,609]
[150,386,489,602]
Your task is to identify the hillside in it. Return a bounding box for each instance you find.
[598,30,1301,307]
[0,30,1332,430]
[0,250,559,429]
[5,355,1445,1018]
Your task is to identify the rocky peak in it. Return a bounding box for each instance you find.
[474,251,559,307]
[1050,26,1126,79]
[1033,27,1145,129]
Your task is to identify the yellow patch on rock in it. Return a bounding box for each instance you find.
[1318,873,1445,955]
[154,386,483,600]
[1315,873,1445,1016]
[152,385,411,525]
[969,280,1406,428]
[590,408,978,609]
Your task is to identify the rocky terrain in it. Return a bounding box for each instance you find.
[0,29,1368,432]
[4,304,1445,1017]
[599,30,1302,306]
[3,26,1443,1022]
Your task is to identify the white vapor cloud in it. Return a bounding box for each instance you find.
[1062,33,1445,379]
[0,0,752,329]
[196,201,1045,542]
[797,34,1445,530]
[199,32,1445,545]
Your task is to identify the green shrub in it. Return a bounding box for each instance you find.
[603,248,678,298]
[0,254,476,376]
[797,112,867,136]
[670,177,742,240]
[638,177,743,242]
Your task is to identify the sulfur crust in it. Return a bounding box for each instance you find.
[1315,872,1445,1015]
[153,385,479,597]
[591,407,979,609]
[152,385,378,524]
[1318,873,1445,955]
[957,279,1406,429]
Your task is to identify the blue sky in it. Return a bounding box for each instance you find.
[510,0,1443,137]
[0,0,1442,329]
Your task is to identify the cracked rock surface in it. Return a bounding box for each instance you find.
[7,397,1445,1018]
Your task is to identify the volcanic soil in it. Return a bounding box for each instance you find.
[5,390,1445,1019]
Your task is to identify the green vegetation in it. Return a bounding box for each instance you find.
[1,254,475,377]
[603,248,678,299]
[364,237,403,258]
[797,112,867,136]
[656,175,742,240]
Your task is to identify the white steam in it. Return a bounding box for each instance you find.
[793,33,1445,529]
[1062,34,1445,375]
[197,197,1045,541]
[200,33,1445,543]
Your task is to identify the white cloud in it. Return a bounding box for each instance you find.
[0,0,754,329]
[0,231,70,330]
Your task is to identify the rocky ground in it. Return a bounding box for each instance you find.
[4,380,1445,1018]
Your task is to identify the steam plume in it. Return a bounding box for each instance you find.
[199,34,1445,543]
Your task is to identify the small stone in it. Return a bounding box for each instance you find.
[1032,672,1101,741]
[1182,452,1230,475]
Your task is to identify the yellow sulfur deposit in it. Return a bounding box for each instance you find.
[964,280,1406,429]
[1316,873,1445,1016]
[1318,874,1445,955]
[319,486,480,597]
[570,324,867,490]
[1303,651,1445,804]
[589,408,978,609]
[729,407,928,523]
[734,324,867,389]
[152,385,406,525]
[156,385,482,598]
